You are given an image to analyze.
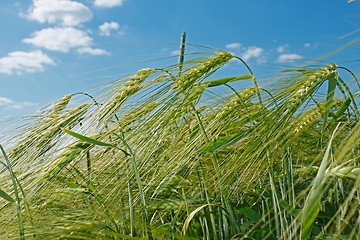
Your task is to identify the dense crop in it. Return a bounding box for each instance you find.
[0,45,359,239]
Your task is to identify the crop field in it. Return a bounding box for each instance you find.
[0,41,360,239]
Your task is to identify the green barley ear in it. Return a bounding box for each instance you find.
[285,64,338,112]
[176,51,234,90]
[94,68,154,124]
[178,31,186,77]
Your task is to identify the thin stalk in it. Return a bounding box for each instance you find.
[118,196,129,235]
[338,66,360,91]
[337,77,360,118]
[127,160,135,236]
[116,133,152,239]
[285,149,295,207]
[224,83,256,128]
[71,166,120,232]
[0,159,34,236]
[269,170,280,238]
[86,150,92,210]
[234,56,262,105]
[0,144,24,240]
[196,158,218,240]
[192,105,239,235]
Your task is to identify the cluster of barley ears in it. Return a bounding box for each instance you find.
[0,45,359,240]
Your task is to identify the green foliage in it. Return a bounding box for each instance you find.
[0,46,360,240]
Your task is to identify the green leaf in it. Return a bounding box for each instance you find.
[201,132,245,152]
[279,200,300,217]
[0,144,24,239]
[301,125,338,240]
[323,72,337,130]
[201,75,253,87]
[62,128,116,148]
[182,204,211,235]
[62,128,129,156]
[72,166,96,193]
[65,181,83,189]
[0,188,14,202]
[328,97,351,126]
[239,206,262,222]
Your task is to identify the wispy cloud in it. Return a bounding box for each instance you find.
[99,21,127,36]
[0,97,36,110]
[171,50,180,55]
[225,42,241,50]
[0,97,13,106]
[304,43,311,47]
[277,44,288,53]
[94,0,125,8]
[278,53,303,62]
[77,47,109,55]
[242,46,263,61]
[0,50,55,75]
[26,0,92,26]
[23,27,93,52]
[9,101,37,109]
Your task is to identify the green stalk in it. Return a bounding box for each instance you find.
[269,169,280,238]
[300,124,340,239]
[117,134,153,239]
[127,160,135,236]
[0,159,34,236]
[234,56,262,105]
[86,150,92,210]
[337,76,360,118]
[0,144,24,240]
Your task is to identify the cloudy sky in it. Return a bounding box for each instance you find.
[0,0,359,119]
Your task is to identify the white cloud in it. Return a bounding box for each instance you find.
[171,50,179,55]
[0,97,37,109]
[225,43,241,50]
[0,50,55,75]
[8,101,37,109]
[99,21,120,36]
[277,44,288,53]
[278,53,303,62]
[23,27,92,52]
[242,46,263,61]
[26,0,92,26]
[77,47,109,55]
[304,43,311,47]
[94,0,125,7]
[0,97,13,106]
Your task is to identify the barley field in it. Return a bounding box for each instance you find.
[0,42,359,239]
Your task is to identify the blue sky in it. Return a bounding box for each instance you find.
[0,0,359,119]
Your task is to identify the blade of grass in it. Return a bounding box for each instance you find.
[0,144,24,240]
[71,166,120,233]
[0,159,35,235]
[238,206,262,222]
[62,128,129,156]
[182,204,211,236]
[300,123,340,240]
[201,75,253,87]
[113,132,153,240]
[0,188,14,202]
